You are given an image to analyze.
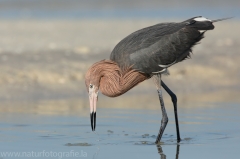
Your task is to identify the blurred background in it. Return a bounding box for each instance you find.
[0,0,239,115]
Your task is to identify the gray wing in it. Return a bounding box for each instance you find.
[110,19,210,74]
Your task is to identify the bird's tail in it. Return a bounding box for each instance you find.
[211,17,233,23]
[185,16,233,31]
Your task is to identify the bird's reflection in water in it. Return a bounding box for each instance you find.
[157,144,180,159]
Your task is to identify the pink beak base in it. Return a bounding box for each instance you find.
[89,93,97,131]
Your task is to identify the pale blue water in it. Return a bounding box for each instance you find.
[0,8,239,19]
[0,103,239,159]
[0,0,239,19]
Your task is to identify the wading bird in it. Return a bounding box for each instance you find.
[85,16,231,143]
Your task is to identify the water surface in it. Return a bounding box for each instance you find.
[0,102,239,158]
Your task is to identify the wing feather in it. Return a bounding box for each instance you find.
[110,18,210,74]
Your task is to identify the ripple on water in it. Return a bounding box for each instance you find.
[14,124,30,127]
[65,143,92,146]
[134,141,156,145]
[107,130,114,133]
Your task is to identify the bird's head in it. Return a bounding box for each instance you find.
[85,63,102,131]
[84,60,138,131]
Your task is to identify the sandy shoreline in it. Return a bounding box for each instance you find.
[0,19,238,53]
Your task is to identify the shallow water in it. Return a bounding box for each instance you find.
[0,103,239,159]
[0,0,239,19]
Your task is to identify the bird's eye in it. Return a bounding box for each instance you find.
[89,84,93,89]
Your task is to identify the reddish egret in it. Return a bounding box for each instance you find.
[85,16,231,143]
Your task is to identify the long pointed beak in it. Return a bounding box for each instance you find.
[89,92,97,131]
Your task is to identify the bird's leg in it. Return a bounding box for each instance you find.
[155,89,168,143]
[153,75,168,143]
[161,80,181,142]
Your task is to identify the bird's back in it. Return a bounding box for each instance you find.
[110,16,214,75]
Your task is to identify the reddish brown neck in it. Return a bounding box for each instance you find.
[89,60,149,97]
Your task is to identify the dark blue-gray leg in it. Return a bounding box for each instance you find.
[153,75,168,143]
[161,80,181,142]
[155,89,168,143]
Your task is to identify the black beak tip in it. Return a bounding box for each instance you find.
[90,112,96,131]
